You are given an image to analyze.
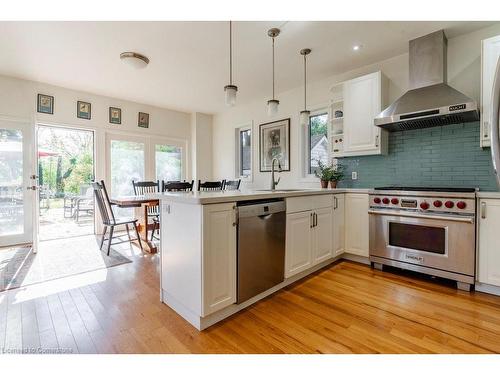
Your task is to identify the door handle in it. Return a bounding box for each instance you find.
[481,202,486,219]
[375,135,380,147]
[26,186,37,190]
[310,212,313,228]
[313,212,317,227]
[334,196,338,210]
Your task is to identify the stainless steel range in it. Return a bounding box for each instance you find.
[369,187,477,291]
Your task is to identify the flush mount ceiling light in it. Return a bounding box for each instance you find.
[300,48,312,124]
[267,28,280,117]
[224,21,238,107]
[352,44,362,51]
[120,52,150,69]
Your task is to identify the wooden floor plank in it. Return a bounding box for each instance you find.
[2,237,500,354]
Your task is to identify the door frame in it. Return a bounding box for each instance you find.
[0,114,36,248]
[36,122,97,240]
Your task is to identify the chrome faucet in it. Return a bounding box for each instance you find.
[270,158,282,190]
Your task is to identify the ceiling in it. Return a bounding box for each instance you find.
[0,21,495,114]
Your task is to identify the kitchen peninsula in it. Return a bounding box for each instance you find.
[156,188,370,330]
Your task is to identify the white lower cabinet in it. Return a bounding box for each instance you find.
[332,194,345,256]
[478,199,500,287]
[202,203,237,316]
[285,198,334,278]
[312,207,334,264]
[345,193,369,257]
[285,211,314,277]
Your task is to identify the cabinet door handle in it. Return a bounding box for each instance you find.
[375,135,380,147]
[334,196,338,210]
[314,212,318,227]
[484,121,490,138]
[481,202,486,219]
[310,212,313,228]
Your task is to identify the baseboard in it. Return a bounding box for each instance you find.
[475,283,500,296]
[341,252,370,265]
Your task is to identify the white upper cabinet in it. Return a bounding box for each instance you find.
[481,35,500,148]
[333,71,388,157]
[478,199,500,287]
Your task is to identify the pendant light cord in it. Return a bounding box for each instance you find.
[272,36,275,100]
[303,54,307,110]
[229,21,233,85]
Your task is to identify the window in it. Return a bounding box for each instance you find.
[155,144,182,182]
[308,112,329,175]
[235,125,252,179]
[110,139,145,196]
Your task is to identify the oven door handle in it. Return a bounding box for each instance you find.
[368,209,475,224]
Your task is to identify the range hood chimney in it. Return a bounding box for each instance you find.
[374,30,479,132]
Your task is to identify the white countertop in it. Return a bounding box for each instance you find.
[152,188,370,205]
[476,191,500,199]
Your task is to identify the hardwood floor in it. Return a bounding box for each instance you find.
[2,237,500,353]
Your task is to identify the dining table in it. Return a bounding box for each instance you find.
[110,195,160,254]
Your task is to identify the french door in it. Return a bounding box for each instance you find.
[0,118,37,247]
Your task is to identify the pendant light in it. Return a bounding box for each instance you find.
[300,48,311,124]
[224,21,238,106]
[267,28,280,116]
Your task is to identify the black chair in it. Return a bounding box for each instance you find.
[92,180,143,256]
[223,179,241,190]
[198,180,224,191]
[161,180,194,192]
[132,180,160,240]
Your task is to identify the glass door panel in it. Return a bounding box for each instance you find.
[155,144,182,182]
[0,120,34,246]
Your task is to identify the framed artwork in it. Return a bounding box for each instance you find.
[109,107,121,124]
[37,94,54,114]
[259,118,290,172]
[77,101,91,120]
[138,112,149,128]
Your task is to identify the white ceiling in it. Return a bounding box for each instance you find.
[0,21,495,114]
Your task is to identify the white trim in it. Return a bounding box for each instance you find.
[234,121,253,182]
[300,103,331,182]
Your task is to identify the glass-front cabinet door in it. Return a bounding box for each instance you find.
[0,120,35,247]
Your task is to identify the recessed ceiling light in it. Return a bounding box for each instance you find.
[352,45,362,51]
[120,52,149,69]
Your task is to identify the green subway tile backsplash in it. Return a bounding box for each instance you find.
[338,122,499,191]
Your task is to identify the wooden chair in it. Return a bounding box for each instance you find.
[132,180,160,241]
[92,180,143,256]
[197,180,224,191]
[223,179,241,190]
[161,180,194,192]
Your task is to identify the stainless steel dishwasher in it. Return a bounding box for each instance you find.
[236,199,286,304]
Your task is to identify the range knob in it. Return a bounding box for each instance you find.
[457,201,467,210]
[445,201,454,209]
[373,197,381,204]
[420,202,430,210]
[391,198,399,205]
[433,200,443,208]
[382,198,390,204]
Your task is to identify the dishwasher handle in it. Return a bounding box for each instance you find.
[237,200,286,218]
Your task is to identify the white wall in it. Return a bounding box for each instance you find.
[191,112,213,183]
[212,23,500,189]
[0,74,194,182]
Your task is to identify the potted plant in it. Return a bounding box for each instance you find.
[314,159,334,188]
[330,164,345,188]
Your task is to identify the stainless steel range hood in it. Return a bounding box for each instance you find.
[374,30,479,132]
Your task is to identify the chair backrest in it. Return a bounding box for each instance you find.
[198,180,224,191]
[92,180,116,225]
[162,180,194,192]
[224,179,241,190]
[132,180,160,196]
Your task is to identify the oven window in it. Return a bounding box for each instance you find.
[389,222,446,254]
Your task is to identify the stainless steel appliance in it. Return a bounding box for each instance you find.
[490,51,500,188]
[375,30,479,131]
[369,187,477,290]
[236,199,286,303]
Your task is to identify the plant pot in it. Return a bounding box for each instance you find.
[320,180,329,189]
[330,180,338,189]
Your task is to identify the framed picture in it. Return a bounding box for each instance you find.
[37,94,54,114]
[77,101,91,120]
[259,118,290,172]
[109,107,121,124]
[138,112,149,128]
